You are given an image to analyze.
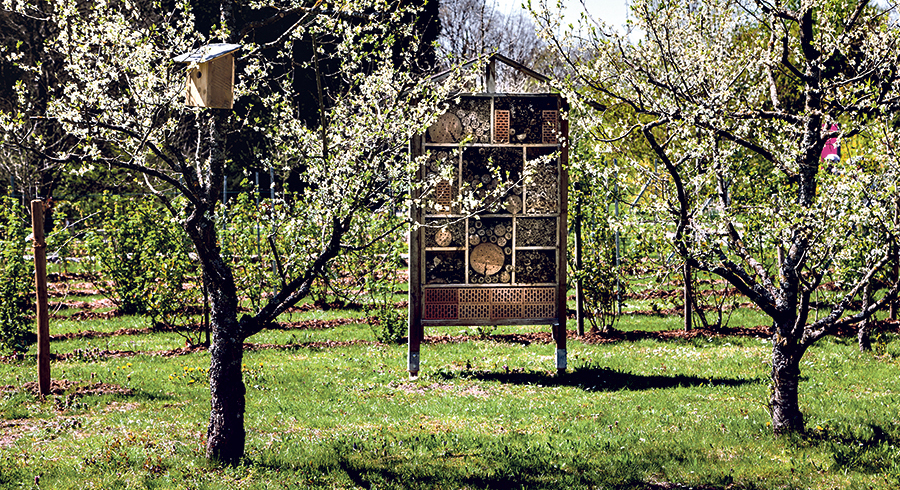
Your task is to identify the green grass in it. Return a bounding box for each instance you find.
[3,299,900,489]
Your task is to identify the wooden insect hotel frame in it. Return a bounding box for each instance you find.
[408,89,569,376]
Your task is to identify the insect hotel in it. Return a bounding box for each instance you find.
[408,55,569,376]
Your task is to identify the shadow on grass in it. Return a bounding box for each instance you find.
[251,431,762,490]
[800,423,900,475]
[434,365,762,392]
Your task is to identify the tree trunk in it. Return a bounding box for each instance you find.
[184,200,248,464]
[858,323,873,352]
[770,332,805,434]
[206,313,246,464]
[203,259,246,464]
[859,284,873,352]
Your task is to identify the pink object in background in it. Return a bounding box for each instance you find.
[821,124,840,162]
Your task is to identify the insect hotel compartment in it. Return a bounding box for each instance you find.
[425,251,465,285]
[515,249,557,284]
[467,217,513,284]
[461,147,523,214]
[493,97,559,145]
[424,149,460,214]
[425,97,492,144]
[414,93,566,325]
[422,287,557,321]
[524,147,559,214]
[424,218,465,248]
[516,217,557,247]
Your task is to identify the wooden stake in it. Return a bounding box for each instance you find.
[574,181,585,336]
[31,200,50,397]
[892,198,898,320]
[683,260,692,331]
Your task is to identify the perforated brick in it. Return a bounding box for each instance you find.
[459,304,490,320]
[459,288,491,304]
[424,288,458,304]
[542,110,558,144]
[523,287,555,304]
[424,303,458,320]
[435,180,453,211]
[524,303,556,319]
[494,110,510,144]
[492,288,523,304]
[492,303,523,319]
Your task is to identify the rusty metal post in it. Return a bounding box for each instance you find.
[31,200,50,397]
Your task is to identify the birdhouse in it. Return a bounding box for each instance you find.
[173,43,241,109]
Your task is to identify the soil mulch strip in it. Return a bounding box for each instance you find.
[48,282,101,298]
[627,287,742,301]
[65,310,121,320]
[49,300,103,311]
[411,325,775,347]
[278,318,360,330]
[51,318,360,341]
[5,321,897,364]
[47,272,94,282]
[1,378,134,397]
[50,345,208,361]
[423,321,900,346]
[576,325,772,344]
[46,341,377,361]
[244,339,374,351]
[51,325,187,341]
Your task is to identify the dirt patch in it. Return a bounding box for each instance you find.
[103,401,141,413]
[394,382,490,397]
[395,382,453,394]
[457,385,492,397]
[0,419,40,449]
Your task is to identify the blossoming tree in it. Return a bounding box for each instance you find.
[534,0,900,433]
[1,0,459,463]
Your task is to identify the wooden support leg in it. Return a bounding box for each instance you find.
[408,318,422,377]
[32,200,50,397]
[554,322,567,375]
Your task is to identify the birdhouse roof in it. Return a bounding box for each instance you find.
[173,43,242,64]
[430,53,551,85]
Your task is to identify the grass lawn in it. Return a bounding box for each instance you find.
[1,304,900,489]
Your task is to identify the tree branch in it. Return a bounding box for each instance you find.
[804,251,895,344]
